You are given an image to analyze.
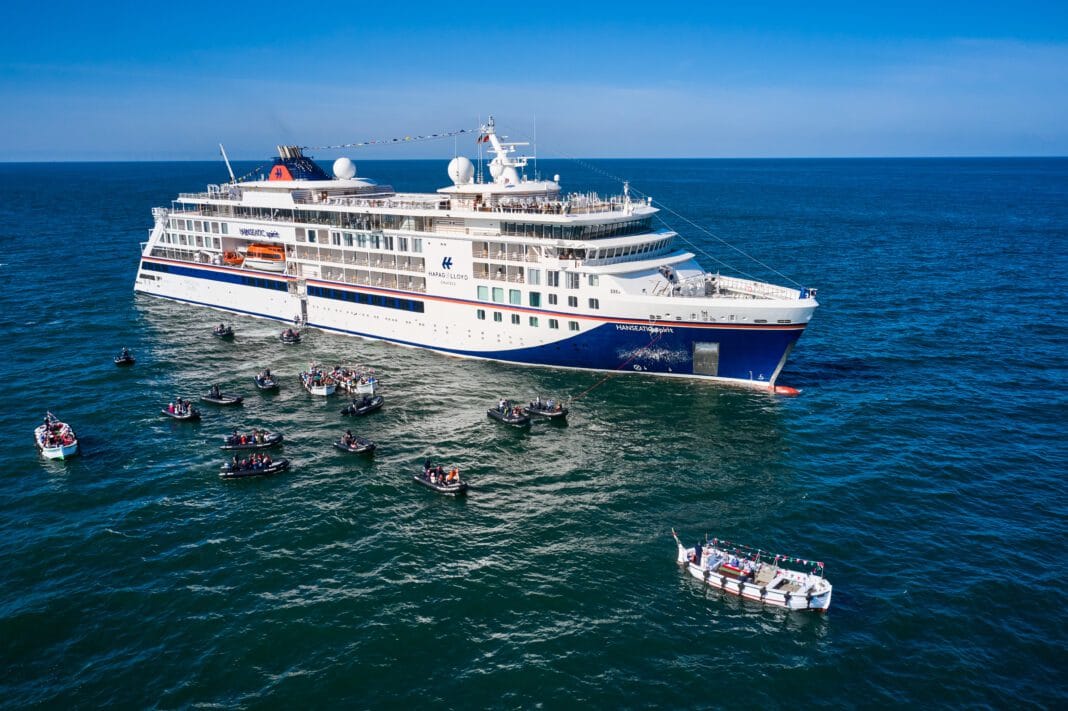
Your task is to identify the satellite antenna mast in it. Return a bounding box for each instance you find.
[533,112,538,181]
[219,143,237,184]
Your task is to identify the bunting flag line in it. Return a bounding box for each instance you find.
[305,128,474,151]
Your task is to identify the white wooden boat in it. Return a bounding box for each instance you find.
[351,375,377,394]
[333,366,379,395]
[673,530,832,612]
[35,414,79,460]
[300,365,336,396]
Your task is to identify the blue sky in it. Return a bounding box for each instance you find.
[2,1,1066,159]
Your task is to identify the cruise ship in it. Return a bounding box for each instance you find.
[133,118,818,390]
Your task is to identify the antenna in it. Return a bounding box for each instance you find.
[219,143,236,184]
[533,113,538,181]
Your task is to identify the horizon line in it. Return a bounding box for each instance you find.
[2,155,1066,164]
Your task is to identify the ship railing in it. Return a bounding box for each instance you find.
[660,273,802,300]
[317,193,643,217]
[325,196,445,210]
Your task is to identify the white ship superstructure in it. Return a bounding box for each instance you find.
[134,118,818,389]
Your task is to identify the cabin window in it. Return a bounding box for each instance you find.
[308,229,317,243]
[548,294,558,305]
[547,271,560,287]
[370,234,381,249]
[569,321,580,331]
[589,298,600,309]
[511,314,520,325]
[566,273,580,289]
[412,239,423,253]
[588,275,599,286]
[477,286,489,300]
[567,296,578,307]
[195,235,204,247]
[492,287,504,303]
[383,235,394,250]
[548,319,559,329]
[527,268,541,285]
[356,233,368,248]
[493,312,503,323]
[529,292,541,307]
[398,237,408,252]
[331,231,341,246]
[509,289,521,305]
[221,223,228,235]
[344,232,354,247]
[477,309,486,320]
[195,220,203,232]
[529,316,539,327]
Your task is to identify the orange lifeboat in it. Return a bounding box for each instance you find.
[222,250,245,266]
[243,243,286,273]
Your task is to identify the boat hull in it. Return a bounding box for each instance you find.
[201,395,243,406]
[675,539,832,612]
[135,254,811,390]
[243,258,286,273]
[219,459,290,479]
[161,409,200,421]
[220,433,283,450]
[681,560,832,611]
[341,396,384,416]
[333,440,376,454]
[38,441,79,459]
[487,409,530,427]
[413,474,468,495]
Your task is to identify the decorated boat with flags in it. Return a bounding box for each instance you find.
[334,366,379,395]
[35,412,79,460]
[300,364,336,396]
[672,530,832,612]
[133,117,817,391]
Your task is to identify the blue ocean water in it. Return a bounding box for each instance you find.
[0,158,1065,707]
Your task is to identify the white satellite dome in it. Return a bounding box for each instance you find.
[448,156,474,185]
[333,157,357,180]
[501,166,520,185]
[489,161,504,179]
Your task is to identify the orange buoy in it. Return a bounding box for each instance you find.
[773,385,801,396]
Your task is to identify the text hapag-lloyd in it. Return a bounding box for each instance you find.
[240,228,280,238]
[428,271,469,280]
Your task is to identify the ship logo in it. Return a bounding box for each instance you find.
[441,257,453,270]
